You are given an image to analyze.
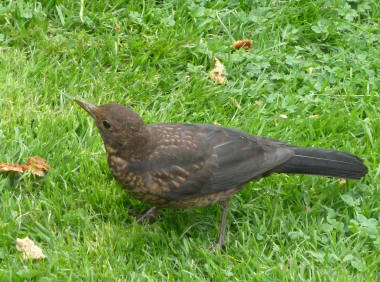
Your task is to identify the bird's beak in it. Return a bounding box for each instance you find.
[74,99,97,119]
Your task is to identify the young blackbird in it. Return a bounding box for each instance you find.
[75,100,368,249]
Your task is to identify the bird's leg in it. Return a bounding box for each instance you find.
[210,198,230,251]
[217,198,230,248]
[134,207,159,224]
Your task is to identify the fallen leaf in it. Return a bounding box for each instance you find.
[27,156,51,176]
[279,114,288,119]
[16,237,46,260]
[209,57,226,84]
[233,39,253,51]
[115,23,120,32]
[339,179,346,187]
[0,163,27,173]
[0,156,50,176]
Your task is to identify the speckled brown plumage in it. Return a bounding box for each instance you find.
[106,123,242,208]
[75,100,367,249]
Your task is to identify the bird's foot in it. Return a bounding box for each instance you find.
[126,207,160,224]
[134,207,160,224]
[125,207,139,218]
[208,241,225,252]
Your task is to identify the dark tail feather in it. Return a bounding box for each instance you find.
[271,147,368,180]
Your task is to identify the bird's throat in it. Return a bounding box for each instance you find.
[104,129,152,161]
[105,144,118,154]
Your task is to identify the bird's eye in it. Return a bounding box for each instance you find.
[102,120,111,129]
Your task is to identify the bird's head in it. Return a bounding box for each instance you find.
[75,99,145,152]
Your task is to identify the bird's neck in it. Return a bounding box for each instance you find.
[104,127,152,161]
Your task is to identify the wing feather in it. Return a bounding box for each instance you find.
[142,124,294,200]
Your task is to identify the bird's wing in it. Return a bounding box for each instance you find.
[140,124,293,201]
[199,125,294,195]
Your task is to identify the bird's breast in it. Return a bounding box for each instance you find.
[107,154,155,196]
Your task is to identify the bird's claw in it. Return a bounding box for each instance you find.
[208,241,225,252]
[135,207,160,224]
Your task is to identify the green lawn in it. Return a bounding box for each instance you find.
[0,0,379,280]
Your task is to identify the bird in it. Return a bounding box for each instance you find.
[74,99,368,249]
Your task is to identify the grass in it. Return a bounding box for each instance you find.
[0,0,379,280]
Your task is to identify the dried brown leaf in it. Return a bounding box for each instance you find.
[26,156,51,176]
[115,23,120,32]
[233,39,253,51]
[16,237,46,260]
[0,163,27,173]
[209,58,226,84]
[0,156,50,176]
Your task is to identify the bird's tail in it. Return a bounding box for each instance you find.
[271,146,368,180]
